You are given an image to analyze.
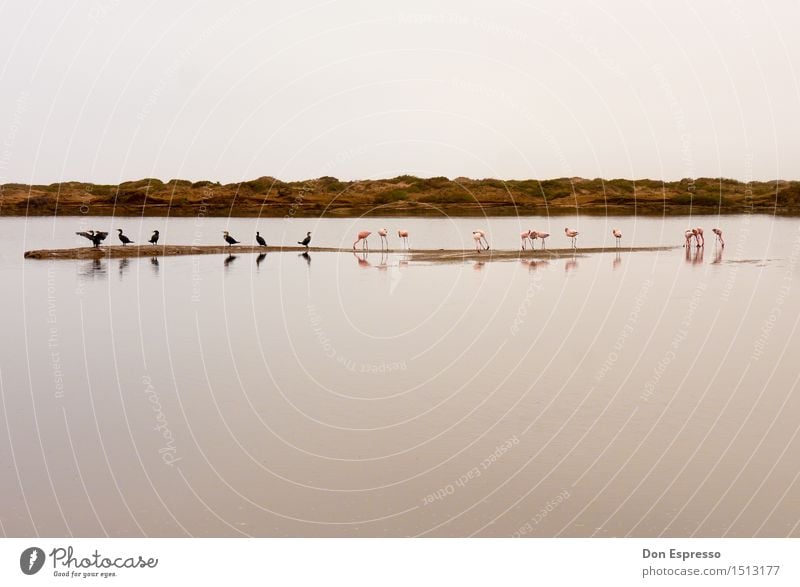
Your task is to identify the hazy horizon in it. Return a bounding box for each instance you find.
[1,0,798,185]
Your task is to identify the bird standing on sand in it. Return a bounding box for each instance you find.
[397,229,410,249]
[76,230,108,248]
[534,231,549,249]
[149,230,160,245]
[256,231,267,247]
[222,231,239,247]
[472,230,489,250]
[298,232,311,248]
[353,230,371,250]
[712,227,724,247]
[117,229,133,246]
[612,228,622,248]
[378,228,389,250]
[565,227,579,248]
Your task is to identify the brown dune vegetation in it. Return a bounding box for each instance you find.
[3,175,798,217]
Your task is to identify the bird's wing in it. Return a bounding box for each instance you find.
[76,231,92,239]
[95,231,109,240]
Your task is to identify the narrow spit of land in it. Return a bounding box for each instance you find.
[23,244,679,263]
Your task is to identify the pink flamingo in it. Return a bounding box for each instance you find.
[565,227,579,248]
[377,228,388,250]
[472,232,484,251]
[397,229,410,249]
[534,231,549,249]
[520,230,532,250]
[692,226,705,247]
[612,228,622,248]
[353,230,371,250]
[684,229,695,248]
[712,227,724,247]
[472,230,489,250]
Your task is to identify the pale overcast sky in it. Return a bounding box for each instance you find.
[0,0,798,184]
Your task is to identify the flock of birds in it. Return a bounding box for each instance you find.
[75,228,159,248]
[76,225,726,251]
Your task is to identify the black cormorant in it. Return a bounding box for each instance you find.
[149,230,160,245]
[76,230,109,248]
[223,231,239,246]
[298,232,311,248]
[117,229,133,246]
[256,231,267,247]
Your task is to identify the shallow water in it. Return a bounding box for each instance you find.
[1,214,799,537]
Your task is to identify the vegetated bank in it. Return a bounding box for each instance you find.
[2,175,798,217]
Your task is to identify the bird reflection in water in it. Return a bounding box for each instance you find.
[712,244,724,265]
[256,253,266,270]
[353,251,370,268]
[299,251,311,267]
[118,258,130,278]
[520,259,549,272]
[224,253,237,269]
[565,254,578,273]
[612,251,622,270]
[685,245,704,265]
[375,250,389,272]
[150,257,160,274]
[78,258,106,279]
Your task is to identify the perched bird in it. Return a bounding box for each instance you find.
[534,231,549,249]
[712,227,724,247]
[222,231,239,247]
[149,230,160,245]
[256,231,267,247]
[397,229,410,249]
[378,228,389,250]
[353,230,371,250]
[472,230,489,250]
[76,230,108,248]
[612,228,622,247]
[565,227,579,248]
[298,232,311,248]
[117,229,133,246]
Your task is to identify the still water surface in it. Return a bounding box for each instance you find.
[1,214,799,537]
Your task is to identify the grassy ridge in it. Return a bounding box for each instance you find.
[2,175,798,217]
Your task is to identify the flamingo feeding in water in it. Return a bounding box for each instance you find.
[534,231,549,249]
[712,227,724,247]
[377,228,388,250]
[684,229,695,248]
[472,230,489,250]
[520,230,533,250]
[353,230,371,250]
[565,227,579,248]
[692,227,705,247]
[612,228,622,248]
[397,229,410,249]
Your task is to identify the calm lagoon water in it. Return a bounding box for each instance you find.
[1,214,799,537]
